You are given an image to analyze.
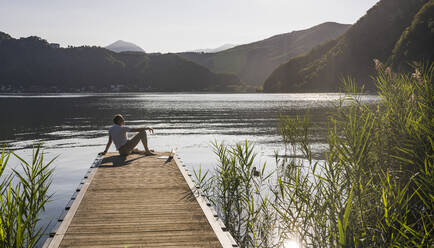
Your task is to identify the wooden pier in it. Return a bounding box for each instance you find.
[44,152,237,248]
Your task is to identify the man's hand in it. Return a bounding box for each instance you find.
[147,127,154,134]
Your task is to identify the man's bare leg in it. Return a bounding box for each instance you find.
[131,148,144,154]
[131,148,154,154]
[139,130,155,155]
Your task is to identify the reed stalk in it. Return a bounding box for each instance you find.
[197,62,433,247]
[0,146,54,248]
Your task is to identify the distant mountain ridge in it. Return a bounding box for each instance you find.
[105,40,145,53]
[263,0,432,92]
[0,33,239,92]
[0,31,11,40]
[189,44,237,53]
[178,22,351,85]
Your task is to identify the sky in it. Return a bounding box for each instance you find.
[0,0,379,53]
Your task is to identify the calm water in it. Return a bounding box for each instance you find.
[0,93,377,245]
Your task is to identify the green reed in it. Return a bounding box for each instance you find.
[0,147,55,248]
[195,140,275,247]
[196,62,433,247]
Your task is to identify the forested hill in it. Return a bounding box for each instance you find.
[0,33,239,92]
[178,22,350,85]
[390,1,434,71]
[263,0,432,93]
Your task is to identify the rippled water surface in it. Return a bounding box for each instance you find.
[0,93,378,245]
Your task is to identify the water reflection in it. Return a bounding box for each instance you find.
[0,93,378,246]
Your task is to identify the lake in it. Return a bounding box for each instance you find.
[0,93,377,245]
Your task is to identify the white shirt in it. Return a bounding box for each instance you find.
[109,124,131,150]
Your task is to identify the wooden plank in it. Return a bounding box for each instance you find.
[47,156,100,248]
[173,156,238,247]
[44,152,235,248]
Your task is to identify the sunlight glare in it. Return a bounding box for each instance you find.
[283,239,300,248]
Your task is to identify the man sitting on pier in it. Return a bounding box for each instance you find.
[101,114,155,156]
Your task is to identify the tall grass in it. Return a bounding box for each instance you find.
[196,141,275,247]
[0,147,54,248]
[196,62,433,247]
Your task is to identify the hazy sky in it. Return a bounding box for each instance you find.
[0,0,378,53]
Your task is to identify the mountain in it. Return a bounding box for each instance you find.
[263,0,431,93]
[0,31,11,40]
[178,22,350,85]
[390,1,434,71]
[0,33,239,92]
[105,40,145,53]
[189,44,237,53]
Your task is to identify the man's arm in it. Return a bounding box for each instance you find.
[130,127,154,134]
[101,134,112,155]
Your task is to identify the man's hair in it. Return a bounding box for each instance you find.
[113,114,124,124]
